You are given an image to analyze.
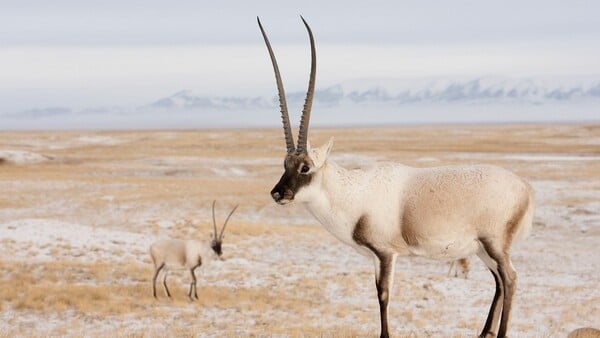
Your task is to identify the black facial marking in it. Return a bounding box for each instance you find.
[211,240,222,256]
[270,153,314,203]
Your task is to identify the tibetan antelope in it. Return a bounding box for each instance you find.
[150,201,238,300]
[448,258,470,278]
[258,17,535,338]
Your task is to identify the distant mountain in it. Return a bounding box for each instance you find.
[145,76,600,111]
[321,76,600,105]
[148,90,273,110]
[2,75,598,129]
[6,107,73,119]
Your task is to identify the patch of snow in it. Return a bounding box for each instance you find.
[0,150,52,164]
[156,220,175,229]
[209,166,248,177]
[453,152,600,162]
[0,219,154,261]
[76,135,123,146]
[582,137,600,145]
[503,154,600,161]
[415,156,439,162]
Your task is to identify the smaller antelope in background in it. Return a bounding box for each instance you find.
[448,258,470,278]
[150,201,238,300]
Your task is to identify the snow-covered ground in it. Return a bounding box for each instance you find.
[0,126,598,337]
[0,150,53,164]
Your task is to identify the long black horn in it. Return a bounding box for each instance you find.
[257,17,296,153]
[219,205,239,240]
[211,200,218,238]
[296,16,316,154]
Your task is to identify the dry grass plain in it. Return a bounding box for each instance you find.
[0,124,598,337]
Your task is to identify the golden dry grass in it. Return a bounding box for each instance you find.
[0,124,599,337]
[1,124,598,214]
[0,260,371,337]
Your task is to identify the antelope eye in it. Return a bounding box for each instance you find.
[300,165,310,173]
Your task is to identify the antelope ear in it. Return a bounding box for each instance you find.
[308,137,333,168]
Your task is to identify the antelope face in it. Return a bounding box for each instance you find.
[271,153,314,204]
[210,201,238,260]
[271,139,333,204]
[258,16,321,205]
[211,239,223,257]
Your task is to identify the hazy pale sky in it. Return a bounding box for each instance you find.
[1,0,599,112]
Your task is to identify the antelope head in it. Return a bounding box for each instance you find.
[258,16,334,205]
[211,200,239,257]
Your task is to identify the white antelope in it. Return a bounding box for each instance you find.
[258,17,535,338]
[149,201,238,300]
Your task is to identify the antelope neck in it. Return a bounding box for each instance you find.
[300,160,361,245]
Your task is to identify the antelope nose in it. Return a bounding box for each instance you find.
[271,191,281,201]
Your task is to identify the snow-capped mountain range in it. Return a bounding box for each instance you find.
[149,90,274,110]
[2,76,598,129]
[147,76,600,111]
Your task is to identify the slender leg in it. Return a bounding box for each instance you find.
[448,260,458,277]
[192,266,199,300]
[479,239,517,338]
[458,258,470,278]
[162,268,171,298]
[374,252,397,338]
[477,242,504,337]
[480,268,503,338]
[152,263,165,299]
[189,267,199,301]
[497,258,517,338]
[449,259,470,278]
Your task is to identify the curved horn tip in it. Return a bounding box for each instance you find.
[218,204,239,239]
[258,16,296,154]
[296,14,317,154]
[300,15,311,27]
